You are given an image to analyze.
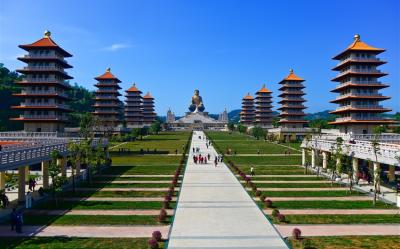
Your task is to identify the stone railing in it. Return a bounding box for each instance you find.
[0,142,68,170]
[301,138,400,166]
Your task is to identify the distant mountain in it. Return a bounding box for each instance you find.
[305,110,336,121]
[228,109,241,123]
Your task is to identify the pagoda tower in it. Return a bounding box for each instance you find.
[11,30,73,132]
[124,83,143,128]
[142,92,156,126]
[329,34,394,134]
[92,68,122,128]
[278,69,308,128]
[254,84,273,128]
[240,93,255,126]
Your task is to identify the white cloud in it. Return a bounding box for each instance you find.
[102,43,130,52]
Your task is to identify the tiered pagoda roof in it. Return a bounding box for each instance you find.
[11,31,73,132]
[92,68,122,127]
[329,35,394,128]
[278,69,308,127]
[240,93,255,125]
[142,92,156,125]
[254,84,273,128]
[125,83,143,128]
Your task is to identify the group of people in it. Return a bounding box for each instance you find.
[193,154,209,164]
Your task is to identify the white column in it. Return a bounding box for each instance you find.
[58,157,67,177]
[373,162,380,190]
[322,151,327,169]
[311,149,316,167]
[301,149,306,166]
[388,165,395,182]
[18,166,26,202]
[76,161,81,175]
[42,161,49,189]
[352,158,359,182]
[0,171,5,190]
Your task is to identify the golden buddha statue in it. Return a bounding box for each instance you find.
[189,89,205,112]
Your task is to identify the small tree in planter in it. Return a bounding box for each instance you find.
[255,190,261,197]
[277,213,286,223]
[271,209,280,218]
[292,228,302,240]
[152,230,162,242]
[163,199,170,209]
[158,208,167,222]
[264,199,273,208]
[259,195,266,202]
[148,238,159,249]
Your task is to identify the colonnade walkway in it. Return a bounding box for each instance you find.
[167,131,288,249]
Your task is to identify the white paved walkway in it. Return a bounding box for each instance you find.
[168,131,288,249]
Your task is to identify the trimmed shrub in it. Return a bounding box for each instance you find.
[163,200,170,209]
[292,228,301,240]
[271,209,280,217]
[164,195,172,202]
[148,238,159,249]
[277,213,286,223]
[152,230,162,242]
[251,185,257,192]
[158,208,167,222]
[259,195,266,202]
[255,190,261,197]
[264,199,273,208]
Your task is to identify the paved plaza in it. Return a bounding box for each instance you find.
[168,131,288,249]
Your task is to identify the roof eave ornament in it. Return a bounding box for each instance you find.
[44,30,51,38]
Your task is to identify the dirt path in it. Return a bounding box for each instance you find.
[275,224,400,237]
[0,225,171,238]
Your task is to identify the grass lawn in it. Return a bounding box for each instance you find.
[111,155,181,166]
[93,176,177,181]
[228,156,301,165]
[239,168,309,175]
[34,201,175,210]
[103,165,179,175]
[207,131,256,141]
[259,200,395,209]
[79,182,172,188]
[0,237,165,249]
[60,190,171,198]
[253,190,364,197]
[254,182,342,188]
[111,140,187,154]
[212,140,298,154]
[19,215,170,226]
[281,214,400,224]
[288,235,400,249]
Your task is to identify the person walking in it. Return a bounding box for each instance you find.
[214,157,218,167]
[10,208,17,231]
[250,166,255,176]
[15,210,23,233]
[207,153,210,160]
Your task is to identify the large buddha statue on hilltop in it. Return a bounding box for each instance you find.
[189,89,205,112]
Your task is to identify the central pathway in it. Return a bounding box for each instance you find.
[168,131,288,249]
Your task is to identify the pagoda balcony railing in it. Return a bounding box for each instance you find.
[269,127,313,133]
[280,111,305,115]
[334,116,386,122]
[20,90,68,98]
[23,54,68,63]
[21,79,71,87]
[23,66,67,72]
[338,56,380,65]
[19,115,69,121]
[20,103,69,109]
[338,80,380,86]
[125,108,142,112]
[280,104,306,108]
[336,104,384,110]
[93,110,119,114]
[95,95,118,99]
[281,97,304,101]
[336,92,382,99]
[338,69,382,76]
[279,118,305,122]
[281,91,304,95]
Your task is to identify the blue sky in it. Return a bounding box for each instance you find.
[1,0,399,116]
